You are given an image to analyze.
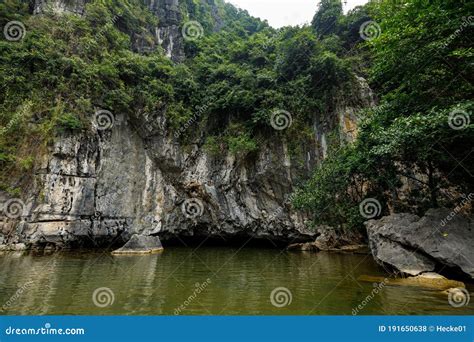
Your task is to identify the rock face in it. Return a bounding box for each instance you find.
[33,0,88,15]
[366,208,474,279]
[0,0,376,251]
[135,0,186,62]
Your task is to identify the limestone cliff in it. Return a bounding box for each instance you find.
[0,0,375,250]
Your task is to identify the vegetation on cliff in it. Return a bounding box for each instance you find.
[1,0,472,231]
[294,0,474,229]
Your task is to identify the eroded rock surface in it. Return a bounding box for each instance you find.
[366,208,474,279]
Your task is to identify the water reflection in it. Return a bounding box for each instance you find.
[0,248,472,315]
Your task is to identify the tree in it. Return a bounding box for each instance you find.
[312,0,343,38]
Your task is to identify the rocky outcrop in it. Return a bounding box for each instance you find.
[358,273,465,291]
[112,234,163,255]
[0,1,376,251]
[366,208,474,279]
[135,0,186,62]
[0,77,374,250]
[33,0,88,15]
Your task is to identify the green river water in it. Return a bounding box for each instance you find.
[0,247,473,315]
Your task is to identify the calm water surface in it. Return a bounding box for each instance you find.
[0,248,473,315]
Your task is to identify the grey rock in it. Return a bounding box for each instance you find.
[314,225,365,251]
[366,208,474,278]
[0,2,376,250]
[112,234,163,255]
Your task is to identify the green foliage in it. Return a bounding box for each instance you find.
[296,0,474,230]
[312,0,343,37]
[56,113,84,133]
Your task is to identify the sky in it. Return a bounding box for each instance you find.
[226,0,369,28]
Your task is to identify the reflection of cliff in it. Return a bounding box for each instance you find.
[0,254,60,314]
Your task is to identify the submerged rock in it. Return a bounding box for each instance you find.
[112,235,163,255]
[366,208,474,279]
[358,273,465,291]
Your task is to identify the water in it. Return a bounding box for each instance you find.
[0,248,473,315]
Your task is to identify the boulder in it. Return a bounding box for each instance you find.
[366,208,474,278]
[314,226,365,251]
[287,242,319,252]
[112,234,163,255]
